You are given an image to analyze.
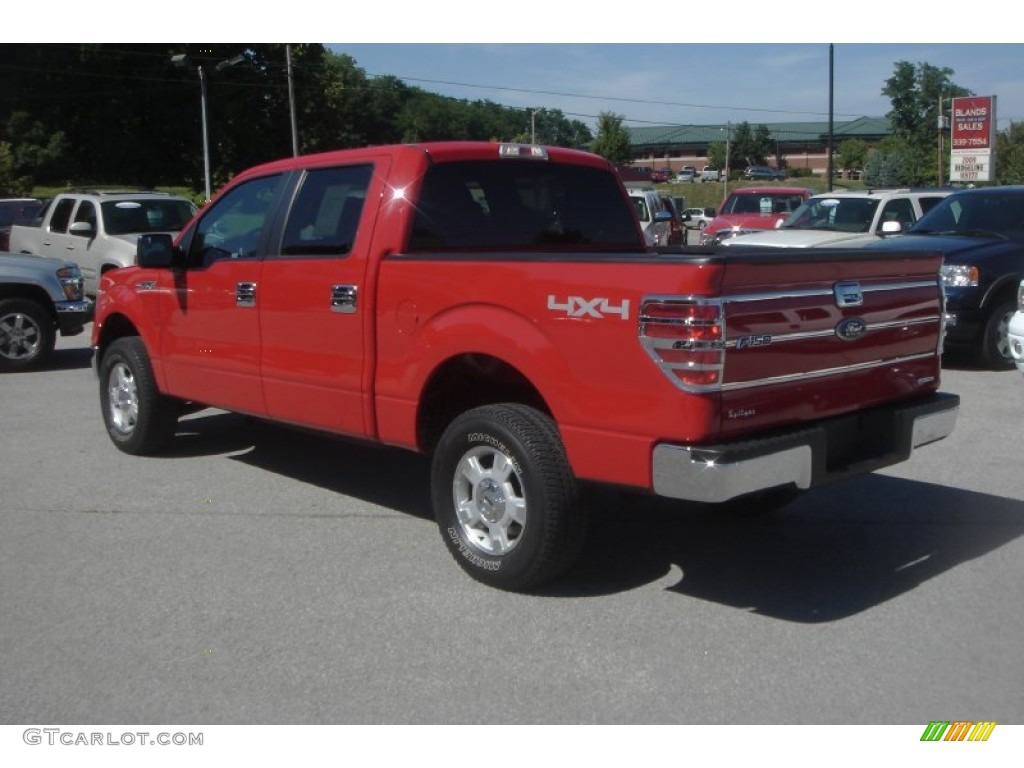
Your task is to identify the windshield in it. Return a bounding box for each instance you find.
[721,192,804,216]
[909,191,1024,240]
[782,197,880,232]
[101,199,197,235]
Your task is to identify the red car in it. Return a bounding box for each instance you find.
[700,186,813,245]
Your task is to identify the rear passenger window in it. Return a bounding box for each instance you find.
[280,165,373,256]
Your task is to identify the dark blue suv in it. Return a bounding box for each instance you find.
[869,186,1024,369]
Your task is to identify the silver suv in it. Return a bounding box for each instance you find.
[0,253,92,371]
[721,188,952,248]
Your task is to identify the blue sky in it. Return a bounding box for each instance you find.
[330,43,1024,132]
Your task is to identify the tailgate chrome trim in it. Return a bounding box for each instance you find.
[719,351,937,391]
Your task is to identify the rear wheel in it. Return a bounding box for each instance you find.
[99,337,178,454]
[976,299,1015,370]
[431,404,584,591]
[0,298,55,372]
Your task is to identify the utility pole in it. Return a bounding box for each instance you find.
[287,45,299,157]
[937,93,949,185]
[724,122,731,199]
[827,44,834,192]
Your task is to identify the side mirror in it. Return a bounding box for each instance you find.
[654,211,672,223]
[69,221,95,238]
[137,233,176,267]
[879,220,903,236]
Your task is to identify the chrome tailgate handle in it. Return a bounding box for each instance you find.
[331,284,357,313]
[236,282,257,307]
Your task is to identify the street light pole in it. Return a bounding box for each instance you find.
[198,65,211,203]
[172,52,245,203]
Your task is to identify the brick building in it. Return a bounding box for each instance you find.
[627,116,891,177]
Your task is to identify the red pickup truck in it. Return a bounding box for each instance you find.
[91,141,959,590]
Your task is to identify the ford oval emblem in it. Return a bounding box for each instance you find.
[836,318,868,341]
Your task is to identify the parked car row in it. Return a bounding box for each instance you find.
[722,185,1024,370]
[721,188,951,249]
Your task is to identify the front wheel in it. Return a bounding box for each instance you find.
[976,299,1016,370]
[431,404,584,591]
[99,337,178,454]
[0,298,55,372]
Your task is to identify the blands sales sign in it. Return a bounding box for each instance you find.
[950,95,997,182]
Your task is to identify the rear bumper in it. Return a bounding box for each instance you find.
[651,392,960,504]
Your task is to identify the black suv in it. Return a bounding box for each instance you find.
[869,186,1024,369]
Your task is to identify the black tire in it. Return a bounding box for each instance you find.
[976,299,1016,370]
[99,337,178,455]
[431,404,584,591]
[0,298,56,372]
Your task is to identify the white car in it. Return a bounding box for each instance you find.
[1009,280,1024,376]
[721,188,951,248]
[681,207,715,230]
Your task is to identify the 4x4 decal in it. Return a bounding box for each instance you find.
[547,295,630,320]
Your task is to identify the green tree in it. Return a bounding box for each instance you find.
[728,122,773,169]
[881,61,971,184]
[0,141,32,195]
[706,140,727,171]
[837,138,869,178]
[591,111,632,163]
[995,122,1024,185]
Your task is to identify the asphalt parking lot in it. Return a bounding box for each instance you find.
[1,332,1022,725]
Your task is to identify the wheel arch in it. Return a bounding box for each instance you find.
[416,352,553,454]
[0,284,57,323]
[94,311,143,360]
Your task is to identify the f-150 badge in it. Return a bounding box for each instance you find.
[547,296,630,320]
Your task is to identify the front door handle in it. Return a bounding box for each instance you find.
[331,284,357,314]
[236,282,257,307]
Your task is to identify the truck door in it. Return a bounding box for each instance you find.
[257,160,387,437]
[158,173,285,415]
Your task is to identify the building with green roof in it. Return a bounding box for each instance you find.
[627,117,891,177]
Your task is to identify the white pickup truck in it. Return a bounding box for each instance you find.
[699,166,722,182]
[9,190,196,296]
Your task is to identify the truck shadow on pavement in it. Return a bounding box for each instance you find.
[553,475,1024,620]
[170,412,1023,621]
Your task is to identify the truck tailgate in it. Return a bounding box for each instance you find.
[716,249,945,437]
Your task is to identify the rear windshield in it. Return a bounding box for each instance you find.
[101,199,197,235]
[408,160,642,252]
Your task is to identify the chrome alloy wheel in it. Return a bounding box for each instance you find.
[107,361,139,435]
[452,445,527,556]
[0,310,42,362]
[996,307,1013,361]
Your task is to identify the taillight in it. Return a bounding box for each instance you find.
[639,297,725,391]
